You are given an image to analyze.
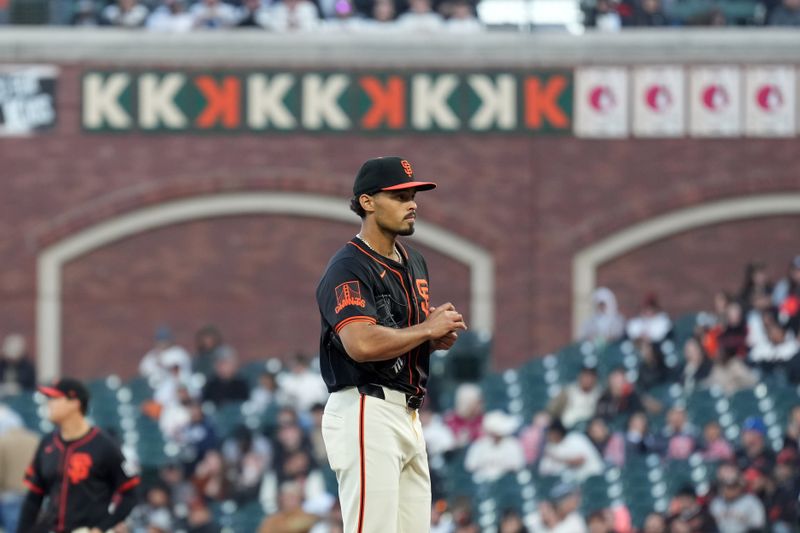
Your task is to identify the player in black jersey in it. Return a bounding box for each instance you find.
[19,378,139,533]
[316,156,467,533]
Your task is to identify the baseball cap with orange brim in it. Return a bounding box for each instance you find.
[38,377,90,412]
[353,157,436,196]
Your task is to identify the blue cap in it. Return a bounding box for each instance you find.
[743,416,766,436]
[154,325,173,342]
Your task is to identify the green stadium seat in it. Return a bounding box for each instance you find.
[4,390,41,431]
[480,372,509,412]
[208,401,246,440]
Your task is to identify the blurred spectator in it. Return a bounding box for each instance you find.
[630,0,668,28]
[579,287,625,347]
[743,465,797,531]
[705,351,757,397]
[528,483,588,533]
[717,301,748,360]
[128,481,176,532]
[623,411,658,458]
[499,507,529,533]
[258,480,319,533]
[396,0,444,30]
[277,354,328,413]
[636,339,669,390]
[595,368,646,421]
[194,325,225,377]
[520,411,551,465]
[769,1,800,28]
[370,0,396,22]
[147,0,194,32]
[781,405,800,451]
[179,401,219,471]
[247,370,284,414]
[237,0,268,25]
[666,485,717,533]
[222,425,271,501]
[658,406,697,460]
[464,410,524,482]
[709,464,766,533]
[140,326,192,385]
[157,460,196,509]
[263,0,320,30]
[749,311,799,370]
[186,500,222,533]
[420,404,456,457]
[739,261,773,314]
[699,420,734,462]
[0,404,23,435]
[547,365,602,429]
[772,255,800,309]
[642,512,667,533]
[101,0,149,26]
[539,419,604,481]
[735,416,775,472]
[444,0,482,32]
[158,385,193,440]
[0,419,38,533]
[583,0,622,30]
[449,496,480,532]
[626,293,672,343]
[151,348,195,415]
[191,0,239,28]
[585,416,624,467]
[71,0,101,25]
[679,337,712,393]
[202,349,249,407]
[444,383,484,447]
[308,402,328,467]
[0,334,35,396]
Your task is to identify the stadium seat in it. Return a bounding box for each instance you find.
[4,390,41,431]
[480,372,510,412]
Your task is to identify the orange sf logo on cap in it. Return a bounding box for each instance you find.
[400,160,413,177]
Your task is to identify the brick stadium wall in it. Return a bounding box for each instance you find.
[2,64,800,377]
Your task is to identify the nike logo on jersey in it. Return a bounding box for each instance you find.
[380,270,386,279]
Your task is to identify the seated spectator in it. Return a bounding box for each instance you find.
[743,465,798,531]
[699,420,734,462]
[527,483,588,533]
[679,337,712,393]
[237,0,268,25]
[718,301,749,360]
[222,425,271,501]
[146,0,194,30]
[706,352,757,397]
[464,410,524,482]
[658,406,697,460]
[247,370,284,414]
[262,0,320,30]
[202,349,249,407]
[623,411,658,458]
[586,416,624,467]
[152,348,195,413]
[449,496,480,533]
[666,485,717,533]
[767,0,800,26]
[308,403,328,468]
[186,500,221,532]
[127,482,176,532]
[630,0,667,28]
[277,354,328,413]
[739,261,773,314]
[396,0,444,30]
[641,513,667,533]
[709,464,766,533]
[749,311,799,371]
[772,255,800,333]
[420,404,456,458]
[548,365,602,429]
[71,0,101,25]
[444,0,482,32]
[498,507,528,533]
[539,420,604,482]
[626,293,672,343]
[520,411,551,465]
[781,405,800,452]
[101,0,149,26]
[773,449,800,520]
[194,325,225,377]
[140,326,192,386]
[0,334,35,396]
[258,480,320,533]
[585,0,622,31]
[174,401,219,475]
[579,287,625,347]
[444,383,484,447]
[190,0,239,28]
[636,339,669,390]
[736,416,775,472]
[595,368,646,421]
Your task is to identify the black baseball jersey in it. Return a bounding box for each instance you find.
[23,426,140,532]
[316,236,432,396]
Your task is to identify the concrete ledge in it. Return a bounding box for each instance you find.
[2,28,800,67]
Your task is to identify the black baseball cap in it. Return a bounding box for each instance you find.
[353,156,437,196]
[38,377,90,413]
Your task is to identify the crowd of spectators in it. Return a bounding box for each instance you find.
[0,254,796,532]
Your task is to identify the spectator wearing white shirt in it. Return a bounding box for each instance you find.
[750,310,800,369]
[102,0,149,26]
[277,354,328,413]
[146,0,194,30]
[236,0,269,26]
[547,365,602,429]
[626,292,672,343]
[261,0,320,30]
[580,287,625,346]
[538,419,604,482]
[444,0,482,32]
[464,410,524,482]
[527,483,588,533]
[139,326,192,388]
[191,0,239,28]
[396,0,444,30]
[709,464,766,533]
